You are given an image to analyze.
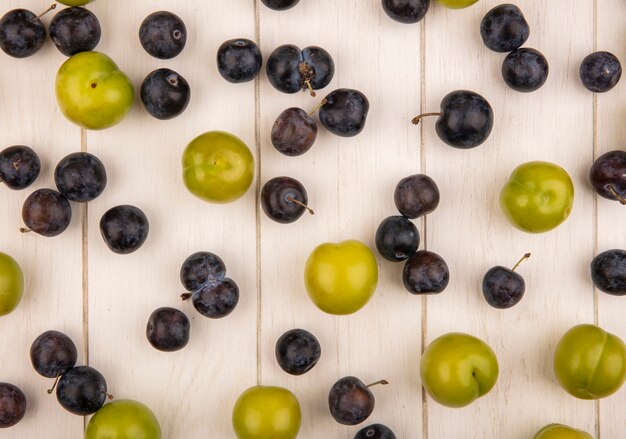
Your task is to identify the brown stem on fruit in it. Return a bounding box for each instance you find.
[34,3,57,21]
[411,112,442,125]
[181,293,192,301]
[47,374,61,394]
[12,159,21,171]
[512,253,531,272]
[102,391,114,400]
[287,196,314,215]
[19,227,31,234]
[304,80,317,97]
[366,379,389,388]
[608,185,626,205]
[309,99,328,116]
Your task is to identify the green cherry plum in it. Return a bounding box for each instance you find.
[85,399,161,439]
[436,0,479,8]
[232,386,301,439]
[56,51,134,130]
[554,324,626,400]
[500,161,574,233]
[0,252,24,317]
[420,333,498,408]
[534,424,593,439]
[304,240,378,315]
[182,131,255,204]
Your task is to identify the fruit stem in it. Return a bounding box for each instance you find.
[19,227,31,234]
[304,80,317,97]
[411,112,442,125]
[367,379,389,388]
[309,98,328,116]
[286,196,314,215]
[180,293,192,301]
[103,391,114,400]
[35,3,57,21]
[512,253,531,272]
[47,374,61,394]
[607,185,626,205]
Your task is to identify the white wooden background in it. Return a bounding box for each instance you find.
[0,0,625,438]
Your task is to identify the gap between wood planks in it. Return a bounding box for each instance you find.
[592,0,600,436]
[80,127,89,431]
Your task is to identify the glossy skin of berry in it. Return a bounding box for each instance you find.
[57,366,107,415]
[0,383,26,428]
[355,424,397,439]
[22,189,72,237]
[432,90,493,148]
[30,330,78,378]
[271,108,318,156]
[0,252,23,317]
[590,150,626,202]
[140,68,190,120]
[403,250,449,294]
[534,424,593,439]
[146,307,190,352]
[85,400,161,439]
[591,249,626,296]
[482,266,525,309]
[502,48,549,93]
[275,329,321,375]
[375,216,419,262]
[267,45,334,94]
[180,252,226,291]
[191,278,239,318]
[480,4,529,53]
[99,205,149,254]
[382,0,430,24]
[49,7,101,57]
[261,0,301,10]
[579,51,621,93]
[54,152,107,202]
[261,177,310,224]
[0,145,40,190]
[217,39,262,83]
[319,89,370,137]
[394,174,439,219]
[139,11,186,59]
[0,9,46,58]
[328,377,376,425]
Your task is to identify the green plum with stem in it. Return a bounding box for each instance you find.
[436,0,479,9]
[85,400,161,439]
[534,424,593,439]
[58,0,93,5]
[0,252,24,317]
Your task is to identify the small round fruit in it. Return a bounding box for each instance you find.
[304,240,379,315]
[267,45,335,95]
[394,174,440,218]
[436,0,479,8]
[57,366,107,416]
[420,332,499,408]
[22,189,72,237]
[480,4,529,53]
[0,145,41,190]
[0,252,23,317]
[217,39,263,83]
[355,424,397,439]
[261,0,301,10]
[0,9,46,58]
[589,150,626,203]
[579,51,622,93]
[482,253,530,309]
[275,329,321,375]
[30,330,78,378]
[232,386,301,439]
[554,324,626,399]
[0,383,26,428]
[99,205,149,255]
[502,48,549,93]
[382,0,430,24]
[271,108,318,156]
[180,251,226,291]
[591,249,626,296]
[403,250,449,294]
[319,89,370,137]
[85,399,161,439]
[49,7,101,56]
[182,131,255,204]
[146,307,190,352]
[375,216,419,262]
[140,68,190,120]
[139,11,186,59]
[58,1,93,5]
[190,278,239,319]
[261,177,311,224]
[500,161,574,233]
[54,152,107,202]
[533,424,593,439]
[329,376,385,425]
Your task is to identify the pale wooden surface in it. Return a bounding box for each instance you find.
[0,0,625,438]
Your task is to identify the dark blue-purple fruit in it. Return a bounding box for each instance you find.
[99,205,149,254]
[22,189,72,237]
[140,68,190,120]
[375,216,419,262]
[267,45,334,95]
[0,8,48,58]
[54,152,107,202]
[217,39,262,83]
[0,383,26,428]
[180,251,226,292]
[579,51,622,93]
[355,424,397,439]
[482,253,530,309]
[591,249,626,296]
[271,108,318,156]
[139,11,186,59]
[275,329,321,376]
[30,330,78,378]
[403,250,449,294]
[49,7,100,56]
[261,0,300,12]
[146,307,190,352]
[0,145,40,190]
[382,0,430,24]
[56,366,107,416]
[394,174,439,219]
[589,150,626,203]
[261,177,313,224]
[319,89,369,137]
[328,376,387,426]
[502,48,549,93]
[480,4,529,53]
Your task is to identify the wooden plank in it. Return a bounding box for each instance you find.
[423,1,597,437]
[0,1,84,437]
[258,0,422,437]
[85,1,258,437]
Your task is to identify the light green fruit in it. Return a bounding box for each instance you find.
[436,0,479,9]
[0,252,24,317]
[58,0,93,5]
[85,400,161,439]
[534,424,593,439]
